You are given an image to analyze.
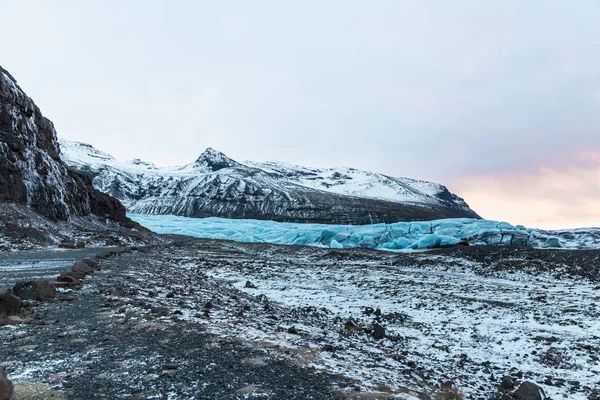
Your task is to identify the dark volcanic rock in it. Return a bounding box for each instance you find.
[12,280,56,301]
[0,289,22,317]
[499,376,515,392]
[0,367,14,400]
[0,65,137,227]
[513,381,546,400]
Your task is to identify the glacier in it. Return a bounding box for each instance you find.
[128,214,600,250]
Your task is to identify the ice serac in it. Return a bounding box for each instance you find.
[0,65,135,227]
[60,141,481,224]
[129,214,600,250]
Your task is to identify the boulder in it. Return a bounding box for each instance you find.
[0,367,14,400]
[59,270,86,281]
[81,259,101,271]
[12,280,56,301]
[372,324,386,340]
[72,262,94,275]
[513,381,546,400]
[0,289,22,317]
[500,376,515,392]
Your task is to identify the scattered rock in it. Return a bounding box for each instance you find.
[162,363,180,370]
[152,307,170,317]
[0,289,22,317]
[372,324,386,340]
[12,280,56,301]
[500,376,515,392]
[344,319,361,331]
[287,326,298,334]
[513,381,546,400]
[72,262,94,275]
[245,281,257,289]
[59,271,86,281]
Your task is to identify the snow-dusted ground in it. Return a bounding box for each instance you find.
[129,214,600,250]
[2,241,598,398]
[194,244,599,399]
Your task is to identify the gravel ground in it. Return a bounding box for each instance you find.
[0,247,126,288]
[0,242,353,400]
[1,240,599,399]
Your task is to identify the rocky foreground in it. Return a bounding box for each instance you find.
[1,240,599,399]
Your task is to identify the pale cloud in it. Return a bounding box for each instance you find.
[1,1,600,227]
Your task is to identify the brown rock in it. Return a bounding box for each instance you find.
[59,271,86,281]
[513,382,546,400]
[12,280,56,301]
[0,367,14,400]
[72,262,94,275]
[0,289,22,317]
[372,324,386,340]
[81,259,101,271]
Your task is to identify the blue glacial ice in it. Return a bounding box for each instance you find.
[128,214,598,250]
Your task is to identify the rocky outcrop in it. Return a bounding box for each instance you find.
[0,65,133,227]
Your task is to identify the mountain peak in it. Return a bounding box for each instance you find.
[194,147,237,171]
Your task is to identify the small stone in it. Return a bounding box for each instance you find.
[322,344,334,352]
[500,376,515,392]
[162,363,180,370]
[372,324,386,340]
[245,281,257,289]
[287,326,298,334]
[513,381,546,400]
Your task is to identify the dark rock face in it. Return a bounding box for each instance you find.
[0,65,132,226]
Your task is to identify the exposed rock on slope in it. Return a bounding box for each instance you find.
[0,65,155,249]
[0,65,132,225]
[60,141,480,224]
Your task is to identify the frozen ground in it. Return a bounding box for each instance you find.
[129,214,600,250]
[2,240,597,399]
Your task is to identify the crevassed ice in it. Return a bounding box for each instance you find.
[128,215,600,250]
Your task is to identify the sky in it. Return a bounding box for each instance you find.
[1,1,599,229]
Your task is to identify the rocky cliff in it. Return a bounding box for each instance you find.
[0,65,132,227]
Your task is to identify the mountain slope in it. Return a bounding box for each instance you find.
[61,140,479,224]
[0,65,155,249]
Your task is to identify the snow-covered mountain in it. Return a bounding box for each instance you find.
[59,140,480,224]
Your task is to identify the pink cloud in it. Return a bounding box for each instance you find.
[450,150,600,228]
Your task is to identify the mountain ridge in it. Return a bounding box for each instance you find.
[60,140,480,224]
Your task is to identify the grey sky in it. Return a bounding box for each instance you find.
[2,1,600,226]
